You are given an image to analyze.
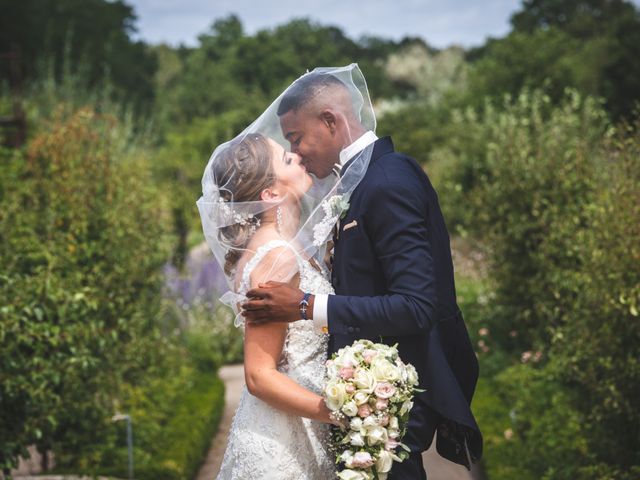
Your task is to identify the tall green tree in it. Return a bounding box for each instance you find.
[0,0,157,112]
[467,0,640,118]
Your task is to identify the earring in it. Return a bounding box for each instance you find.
[276,206,283,234]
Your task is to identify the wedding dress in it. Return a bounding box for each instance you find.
[216,239,336,480]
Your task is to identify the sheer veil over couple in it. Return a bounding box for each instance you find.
[196,64,482,480]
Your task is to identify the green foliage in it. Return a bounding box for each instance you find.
[432,90,609,351]
[53,366,225,480]
[154,16,406,131]
[0,0,157,112]
[549,122,640,472]
[467,0,640,118]
[449,99,639,476]
[152,114,252,268]
[0,107,172,472]
[183,304,244,370]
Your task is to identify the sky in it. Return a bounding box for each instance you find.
[126,0,531,49]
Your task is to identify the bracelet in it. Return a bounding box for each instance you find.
[299,292,311,320]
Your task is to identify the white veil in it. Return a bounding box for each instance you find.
[196,64,376,323]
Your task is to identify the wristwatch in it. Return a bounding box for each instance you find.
[299,292,311,320]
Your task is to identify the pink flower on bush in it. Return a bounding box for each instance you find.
[374,382,396,399]
[357,404,372,418]
[521,351,532,363]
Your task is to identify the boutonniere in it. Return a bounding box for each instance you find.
[328,194,350,219]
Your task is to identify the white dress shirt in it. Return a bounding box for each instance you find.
[312,130,378,334]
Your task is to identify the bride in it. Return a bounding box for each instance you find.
[196,65,375,480]
[213,132,336,479]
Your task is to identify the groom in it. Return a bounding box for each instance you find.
[242,71,482,478]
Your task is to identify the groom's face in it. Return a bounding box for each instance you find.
[279,107,341,179]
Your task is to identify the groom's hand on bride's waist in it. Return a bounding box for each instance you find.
[242,281,314,324]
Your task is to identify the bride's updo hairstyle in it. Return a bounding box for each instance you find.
[212,133,276,275]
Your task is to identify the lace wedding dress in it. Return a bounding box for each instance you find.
[216,239,336,480]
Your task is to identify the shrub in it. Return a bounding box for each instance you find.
[435,89,610,352]
[435,92,639,476]
[0,106,173,472]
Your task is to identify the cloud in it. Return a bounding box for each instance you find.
[126,0,536,48]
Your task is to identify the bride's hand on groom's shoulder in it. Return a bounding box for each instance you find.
[242,281,310,324]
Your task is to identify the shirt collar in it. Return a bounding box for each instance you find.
[339,130,378,166]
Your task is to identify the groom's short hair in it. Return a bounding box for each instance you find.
[277,72,347,116]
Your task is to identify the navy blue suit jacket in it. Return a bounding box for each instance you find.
[327,136,482,468]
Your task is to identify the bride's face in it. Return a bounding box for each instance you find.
[268,139,312,200]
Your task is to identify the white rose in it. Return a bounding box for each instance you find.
[327,362,339,379]
[341,400,358,417]
[366,425,388,445]
[406,364,419,385]
[353,391,370,406]
[352,368,376,393]
[337,350,358,369]
[399,400,414,415]
[399,364,409,383]
[388,428,400,439]
[349,431,365,447]
[325,380,347,411]
[350,417,363,431]
[376,449,394,473]
[337,469,370,480]
[371,358,400,382]
[389,416,399,430]
[362,415,378,428]
[339,449,354,467]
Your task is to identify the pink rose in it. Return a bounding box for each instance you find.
[380,414,390,426]
[374,382,396,399]
[357,404,372,418]
[351,451,375,468]
[375,398,389,411]
[363,349,378,364]
[385,439,400,451]
[345,384,356,394]
[340,366,355,380]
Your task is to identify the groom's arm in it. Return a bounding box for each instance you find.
[323,173,437,337]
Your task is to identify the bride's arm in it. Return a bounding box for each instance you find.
[242,247,335,424]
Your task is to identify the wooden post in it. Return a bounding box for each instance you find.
[0,46,27,148]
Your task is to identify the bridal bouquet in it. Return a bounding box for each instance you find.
[324,339,421,480]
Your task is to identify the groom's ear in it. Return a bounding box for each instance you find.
[320,110,337,134]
